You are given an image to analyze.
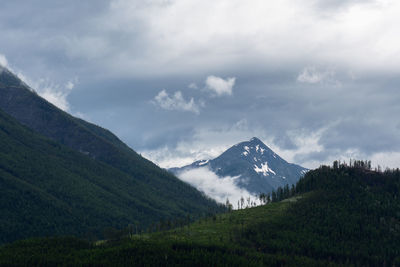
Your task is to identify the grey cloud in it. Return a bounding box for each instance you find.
[273,134,298,151]
[139,126,195,151]
[294,150,334,164]
[314,0,375,10]
[2,1,400,170]
[320,119,400,154]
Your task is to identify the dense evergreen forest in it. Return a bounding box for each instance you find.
[0,108,223,245]
[1,162,399,266]
[0,68,225,244]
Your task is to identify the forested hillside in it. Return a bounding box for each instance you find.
[1,162,398,266]
[0,108,222,244]
[0,68,217,214]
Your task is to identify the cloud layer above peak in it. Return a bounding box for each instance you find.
[2,0,400,170]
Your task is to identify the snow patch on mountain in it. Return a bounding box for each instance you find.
[198,160,209,166]
[255,144,266,154]
[254,162,276,176]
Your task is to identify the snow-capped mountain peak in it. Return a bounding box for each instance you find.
[170,137,308,194]
[239,137,278,158]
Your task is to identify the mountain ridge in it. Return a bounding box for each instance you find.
[0,66,223,244]
[170,137,308,194]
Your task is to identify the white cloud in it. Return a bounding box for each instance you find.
[141,146,198,169]
[140,121,268,169]
[0,54,8,68]
[370,152,400,170]
[140,123,330,171]
[39,87,71,112]
[15,73,75,112]
[188,82,198,89]
[34,79,75,112]
[153,89,200,114]
[82,0,400,77]
[4,1,400,78]
[297,66,336,84]
[65,81,75,90]
[177,167,256,207]
[269,127,329,168]
[205,75,236,96]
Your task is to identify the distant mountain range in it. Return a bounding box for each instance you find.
[170,137,308,194]
[0,66,222,244]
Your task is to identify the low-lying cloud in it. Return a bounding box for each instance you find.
[0,54,8,68]
[39,87,71,112]
[0,56,75,112]
[205,75,236,96]
[177,167,256,207]
[153,89,200,114]
[16,73,75,112]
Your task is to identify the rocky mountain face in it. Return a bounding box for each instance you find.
[170,137,308,194]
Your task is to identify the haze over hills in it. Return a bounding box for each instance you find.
[0,66,223,244]
[170,137,308,196]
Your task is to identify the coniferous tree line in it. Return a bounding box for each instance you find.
[241,160,400,266]
[1,160,399,266]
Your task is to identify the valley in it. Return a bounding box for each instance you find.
[1,164,399,266]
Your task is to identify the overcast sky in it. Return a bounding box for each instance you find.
[1,0,400,169]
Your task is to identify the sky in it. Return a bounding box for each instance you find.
[2,0,400,170]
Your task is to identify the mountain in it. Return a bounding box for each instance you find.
[0,66,223,244]
[1,164,399,266]
[170,137,308,194]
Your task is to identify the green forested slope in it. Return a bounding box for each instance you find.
[0,68,204,206]
[1,164,398,266]
[0,108,221,244]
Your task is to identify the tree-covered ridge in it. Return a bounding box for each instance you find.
[0,66,225,230]
[1,162,399,266]
[0,108,223,245]
[247,161,400,265]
